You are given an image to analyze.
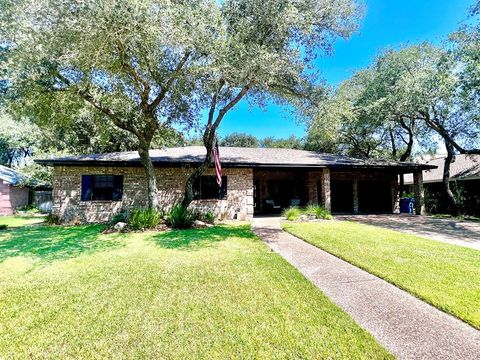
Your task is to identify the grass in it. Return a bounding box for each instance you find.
[283,221,480,329]
[0,222,391,359]
[0,215,46,228]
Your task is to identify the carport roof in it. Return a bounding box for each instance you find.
[36,146,436,172]
[0,165,28,186]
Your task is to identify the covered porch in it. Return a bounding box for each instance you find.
[252,167,426,216]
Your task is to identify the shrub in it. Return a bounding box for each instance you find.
[18,204,40,213]
[0,224,8,230]
[128,208,163,230]
[304,204,333,220]
[201,211,216,224]
[166,205,197,229]
[111,212,127,224]
[304,204,319,216]
[45,213,61,225]
[282,207,302,221]
[283,205,333,221]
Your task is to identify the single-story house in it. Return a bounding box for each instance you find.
[405,154,480,215]
[36,146,436,223]
[0,165,32,215]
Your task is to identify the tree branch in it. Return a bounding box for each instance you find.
[148,51,191,111]
[116,41,151,110]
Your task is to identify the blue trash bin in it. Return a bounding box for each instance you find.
[400,198,415,214]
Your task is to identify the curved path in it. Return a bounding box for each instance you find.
[252,217,480,360]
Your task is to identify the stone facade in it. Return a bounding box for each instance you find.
[52,166,254,223]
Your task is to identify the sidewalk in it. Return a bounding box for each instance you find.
[252,217,480,360]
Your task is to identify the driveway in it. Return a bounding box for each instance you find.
[252,217,480,360]
[337,214,480,250]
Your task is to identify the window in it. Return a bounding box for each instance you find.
[81,175,123,201]
[193,176,227,200]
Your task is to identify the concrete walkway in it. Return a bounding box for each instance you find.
[252,217,480,360]
[337,214,480,251]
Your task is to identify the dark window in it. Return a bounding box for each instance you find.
[193,176,227,200]
[81,175,123,201]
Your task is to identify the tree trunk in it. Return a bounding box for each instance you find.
[138,143,159,210]
[181,135,214,209]
[442,141,459,216]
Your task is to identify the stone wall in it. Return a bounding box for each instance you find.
[52,166,254,223]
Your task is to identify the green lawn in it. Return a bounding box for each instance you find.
[283,221,480,329]
[0,215,46,228]
[0,221,391,359]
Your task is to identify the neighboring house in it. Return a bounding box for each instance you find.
[36,147,435,223]
[404,154,480,215]
[0,165,53,215]
[0,165,32,215]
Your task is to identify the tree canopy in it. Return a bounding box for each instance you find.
[2,0,362,209]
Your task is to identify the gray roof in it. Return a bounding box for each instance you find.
[0,165,28,186]
[404,154,480,184]
[36,146,435,172]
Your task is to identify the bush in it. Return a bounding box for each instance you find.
[0,224,8,230]
[18,204,40,213]
[45,213,61,225]
[282,207,302,221]
[283,205,333,221]
[166,205,197,229]
[201,211,216,224]
[111,212,127,224]
[128,208,163,230]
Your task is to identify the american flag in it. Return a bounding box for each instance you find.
[213,140,222,187]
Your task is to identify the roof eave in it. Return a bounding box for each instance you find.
[35,159,437,171]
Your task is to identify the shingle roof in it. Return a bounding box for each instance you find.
[36,146,435,171]
[0,165,28,186]
[404,154,480,184]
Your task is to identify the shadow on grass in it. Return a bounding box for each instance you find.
[0,224,123,262]
[150,225,256,250]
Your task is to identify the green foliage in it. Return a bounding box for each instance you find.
[200,210,216,224]
[111,212,127,224]
[261,135,304,149]
[0,110,41,167]
[17,204,40,213]
[284,221,480,329]
[220,133,259,148]
[304,204,333,220]
[0,224,8,230]
[128,208,163,231]
[45,213,61,225]
[282,207,302,221]
[284,205,333,221]
[166,205,197,229]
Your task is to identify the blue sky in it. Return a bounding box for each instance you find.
[214,0,475,140]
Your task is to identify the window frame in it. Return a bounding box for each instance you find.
[193,175,228,200]
[81,174,123,202]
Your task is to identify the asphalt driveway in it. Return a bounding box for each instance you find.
[337,214,480,250]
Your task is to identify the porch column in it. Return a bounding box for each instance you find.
[352,179,359,214]
[391,176,400,213]
[413,170,425,215]
[307,171,323,204]
[321,168,331,212]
